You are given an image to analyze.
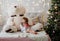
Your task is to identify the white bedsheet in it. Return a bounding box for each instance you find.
[0,31,51,41]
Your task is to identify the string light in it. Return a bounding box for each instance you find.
[17,0,22,2]
[50,16,53,18]
[26,3,29,6]
[39,0,42,3]
[54,19,57,22]
[32,1,35,4]
[42,0,45,2]
[35,3,39,6]
[38,10,41,12]
[32,7,35,10]
[27,0,30,1]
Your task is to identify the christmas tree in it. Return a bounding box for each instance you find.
[46,0,60,41]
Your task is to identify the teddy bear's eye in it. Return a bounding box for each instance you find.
[11,15,17,17]
[19,14,24,16]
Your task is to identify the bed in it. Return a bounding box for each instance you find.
[0,31,51,41]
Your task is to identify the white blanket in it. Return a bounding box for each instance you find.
[0,31,51,41]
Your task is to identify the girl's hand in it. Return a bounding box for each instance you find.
[34,32,38,34]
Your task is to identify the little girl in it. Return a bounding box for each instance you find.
[20,17,37,34]
[20,17,30,33]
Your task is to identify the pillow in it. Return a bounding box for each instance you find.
[31,23,43,31]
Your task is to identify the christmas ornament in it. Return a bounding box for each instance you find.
[55,4,57,6]
[50,16,53,18]
[54,19,57,22]
[54,6,58,9]
[55,12,58,14]
[54,4,58,9]
[53,30,55,33]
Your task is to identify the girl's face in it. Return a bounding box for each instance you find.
[22,19,25,23]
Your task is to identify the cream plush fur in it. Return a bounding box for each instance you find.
[2,6,26,32]
[31,23,43,31]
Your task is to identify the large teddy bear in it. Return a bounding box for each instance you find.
[2,6,43,33]
[2,6,26,33]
